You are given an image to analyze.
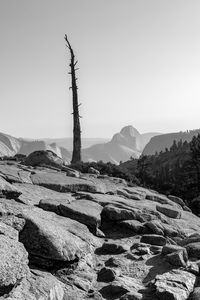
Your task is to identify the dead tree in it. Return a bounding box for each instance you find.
[65,35,81,163]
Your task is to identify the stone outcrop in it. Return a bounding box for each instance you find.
[0,159,199,299]
[154,269,196,300]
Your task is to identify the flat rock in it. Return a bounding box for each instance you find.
[39,198,102,231]
[156,204,181,219]
[141,234,166,246]
[31,170,106,193]
[154,269,196,300]
[13,182,74,206]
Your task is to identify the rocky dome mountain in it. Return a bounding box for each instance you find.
[82,126,160,164]
[0,151,199,299]
[143,129,200,156]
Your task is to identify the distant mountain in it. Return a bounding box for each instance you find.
[0,132,72,162]
[143,129,200,156]
[0,127,160,164]
[43,138,109,151]
[82,126,160,164]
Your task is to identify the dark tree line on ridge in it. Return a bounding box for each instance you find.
[123,134,200,206]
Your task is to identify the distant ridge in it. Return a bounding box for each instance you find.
[0,132,71,163]
[0,127,160,164]
[143,129,200,156]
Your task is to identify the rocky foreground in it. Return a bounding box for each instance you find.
[1,159,200,299]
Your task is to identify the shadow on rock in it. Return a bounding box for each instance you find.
[143,254,172,284]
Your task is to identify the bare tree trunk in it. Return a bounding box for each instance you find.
[65,35,81,163]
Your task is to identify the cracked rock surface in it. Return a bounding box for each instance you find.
[0,160,200,299]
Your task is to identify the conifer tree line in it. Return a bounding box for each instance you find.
[127,134,200,204]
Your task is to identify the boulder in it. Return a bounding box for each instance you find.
[105,256,129,269]
[118,220,144,234]
[144,221,164,235]
[25,150,64,168]
[140,234,166,246]
[100,242,129,254]
[101,205,142,222]
[154,269,196,300]
[97,267,119,282]
[186,242,200,259]
[39,198,102,231]
[156,204,181,219]
[99,276,142,299]
[165,250,188,267]
[0,176,21,199]
[19,208,100,267]
[162,244,186,256]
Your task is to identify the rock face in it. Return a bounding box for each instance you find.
[0,160,199,299]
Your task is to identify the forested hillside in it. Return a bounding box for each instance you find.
[121,135,200,207]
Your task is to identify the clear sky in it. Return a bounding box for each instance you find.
[1,0,200,138]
